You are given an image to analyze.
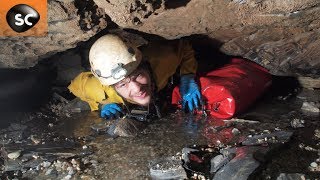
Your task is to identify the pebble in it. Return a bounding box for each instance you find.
[90,160,98,164]
[290,118,305,128]
[82,157,90,165]
[301,102,320,113]
[314,129,320,139]
[22,158,31,163]
[63,174,72,180]
[31,135,41,144]
[232,128,240,135]
[67,167,75,175]
[80,175,95,179]
[45,168,53,175]
[310,162,318,168]
[8,150,21,159]
[42,161,51,168]
[276,173,305,180]
[32,155,39,159]
[71,158,78,165]
[263,130,271,133]
[90,160,98,167]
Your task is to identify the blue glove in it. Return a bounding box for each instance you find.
[100,103,123,119]
[179,74,202,112]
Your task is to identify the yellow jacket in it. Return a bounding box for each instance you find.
[68,39,197,111]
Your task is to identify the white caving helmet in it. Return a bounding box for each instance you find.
[89,34,142,86]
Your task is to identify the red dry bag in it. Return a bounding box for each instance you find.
[172,58,272,119]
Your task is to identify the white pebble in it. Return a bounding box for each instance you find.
[8,150,21,159]
[63,174,72,180]
[42,161,51,168]
[301,102,320,113]
[232,128,240,135]
[310,162,318,168]
[45,168,53,175]
[71,158,77,165]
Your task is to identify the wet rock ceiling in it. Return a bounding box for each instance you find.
[0,0,319,77]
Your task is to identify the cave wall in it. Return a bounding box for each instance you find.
[0,0,319,77]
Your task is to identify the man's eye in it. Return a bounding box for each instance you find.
[119,83,126,88]
[116,82,126,89]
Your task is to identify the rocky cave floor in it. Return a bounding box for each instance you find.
[0,85,319,180]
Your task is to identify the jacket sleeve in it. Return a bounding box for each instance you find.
[68,72,105,111]
[68,72,124,111]
[178,40,198,75]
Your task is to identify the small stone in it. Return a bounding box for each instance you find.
[290,118,305,128]
[72,108,81,113]
[45,168,53,175]
[82,158,90,165]
[276,173,305,180]
[90,160,98,166]
[232,128,240,135]
[275,127,281,131]
[61,162,70,171]
[67,167,75,175]
[42,161,51,168]
[8,150,21,159]
[310,162,318,168]
[80,175,94,179]
[314,129,320,139]
[48,123,54,127]
[32,155,39,159]
[82,145,88,149]
[263,130,271,133]
[21,157,30,162]
[71,158,78,165]
[62,174,72,180]
[301,102,320,113]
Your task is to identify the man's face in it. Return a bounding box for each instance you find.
[114,68,152,106]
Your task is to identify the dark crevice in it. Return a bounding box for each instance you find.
[0,64,56,112]
[164,0,191,9]
[185,34,233,73]
[74,0,118,32]
[148,0,162,10]
[55,1,70,15]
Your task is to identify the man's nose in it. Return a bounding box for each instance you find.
[129,81,141,93]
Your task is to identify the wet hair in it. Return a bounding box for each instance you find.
[136,59,151,72]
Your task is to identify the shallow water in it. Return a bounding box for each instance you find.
[60,89,319,179]
[1,89,319,179]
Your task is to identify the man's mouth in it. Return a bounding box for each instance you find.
[133,91,147,99]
